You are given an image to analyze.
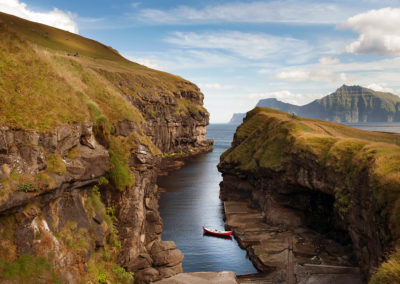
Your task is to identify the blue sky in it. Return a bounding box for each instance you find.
[1,0,400,122]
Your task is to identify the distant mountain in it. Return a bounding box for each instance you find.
[256,98,300,114]
[229,85,400,123]
[229,113,246,124]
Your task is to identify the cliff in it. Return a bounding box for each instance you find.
[229,85,400,123]
[218,107,400,282]
[0,12,212,283]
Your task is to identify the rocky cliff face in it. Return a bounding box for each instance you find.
[218,107,400,281]
[0,12,212,283]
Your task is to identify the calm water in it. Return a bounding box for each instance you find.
[347,123,400,133]
[158,122,400,274]
[158,123,257,274]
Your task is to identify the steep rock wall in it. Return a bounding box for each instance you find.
[0,12,212,283]
[218,107,400,280]
[0,95,211,283]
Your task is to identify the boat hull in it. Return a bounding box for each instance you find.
[203,226,233,236]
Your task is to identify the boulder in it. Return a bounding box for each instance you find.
[157,263,183,278]
[127,253,153,271]
[152,248,184,267]
[135,267,160,283]
[151,241,176,255]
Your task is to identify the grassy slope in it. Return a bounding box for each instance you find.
[221,107,400,282]
[0,12,208,283]
[0,11,205,131]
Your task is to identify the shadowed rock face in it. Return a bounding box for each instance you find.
[0,97,211,283]
[219,107,400,281]
[0,95,212,283]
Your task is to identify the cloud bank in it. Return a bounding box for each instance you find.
[137,1,357,25]
[343,7,400,56]
[0,0,78,33]
[165,31,310,60]
[275,69,348,83]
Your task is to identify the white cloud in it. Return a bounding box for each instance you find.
[343,7,400,56]
[126,56,165,70]
[366,83,400,94]
[247,90,323,105]
[198,83,232,90]
[275,71,310,81]
[138,1,358,25]
[275,69,348,83]
[319,56,340,65]
[123,49,240,72]
[0,0,78,33]
[165,31,310,60]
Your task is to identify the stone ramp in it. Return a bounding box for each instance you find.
[153,271,238,284]
[237,273,276,284]
[224,201,365,284]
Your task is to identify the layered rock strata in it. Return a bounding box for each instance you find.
[219,107,400,282]
[0,11,212,283]
[0,101,212,283]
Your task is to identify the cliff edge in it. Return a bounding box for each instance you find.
[219,107,400,282]
[0,12,212,283]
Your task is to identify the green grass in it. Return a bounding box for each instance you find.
[0,25,89,130]
[83,184,133,284]
[46,155,66,175]
[0,11,204,131]
[0,254,59,283]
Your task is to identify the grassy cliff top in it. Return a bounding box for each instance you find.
[221,106,400,230]
[222,106,400,170]
[0,12,205,131]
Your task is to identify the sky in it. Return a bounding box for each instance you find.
[1,0,400,122]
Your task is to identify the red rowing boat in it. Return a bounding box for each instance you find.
[203,226,232,236]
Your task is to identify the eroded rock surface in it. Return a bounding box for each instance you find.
[0,93,211,283]
[153,271,238,284]
[224,201,363,283]
[218,107,400,282]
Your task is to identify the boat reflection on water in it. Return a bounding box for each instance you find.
[202,233,233,240]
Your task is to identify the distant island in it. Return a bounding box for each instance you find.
[229,85,400,124]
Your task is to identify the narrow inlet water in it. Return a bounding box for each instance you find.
[158,122,400,274]
[158,123,257,274]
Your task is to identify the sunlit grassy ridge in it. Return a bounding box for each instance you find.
[220,106,400,281]
[0,11,205,130]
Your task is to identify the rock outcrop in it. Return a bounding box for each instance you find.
[0,12,212,283]
[219,107,400,282]
[153,271,238,284]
